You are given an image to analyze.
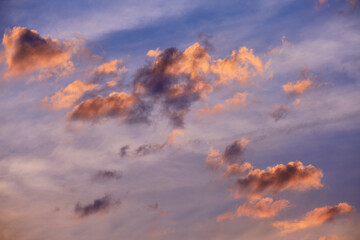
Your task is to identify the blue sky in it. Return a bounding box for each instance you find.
[0,1,359,240]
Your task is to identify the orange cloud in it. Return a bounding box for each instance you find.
[206,138,250,169]
[273,202,354,234]
[167,129,184,143]
[235,161,323,199]
[40,80,99,110]
[217,198,289,221]
[282,79,312,95]
[223,162,253,177]
[211,47,264,85]
[67,92,140,122]
[147,48,162,58]
[1,27,76,78]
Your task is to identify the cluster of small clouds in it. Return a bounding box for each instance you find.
[208,139,354,235]
[0,26,270,128]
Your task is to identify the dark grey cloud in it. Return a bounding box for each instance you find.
[223,140,246,163]
[74,195,120,218]
[119,143,166,158]
[92,170,122,182]
[270,105,288,121]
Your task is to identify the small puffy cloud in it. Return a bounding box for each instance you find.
[273,202,354,234]
[67,92,150,124]
[211,47,264,85]
[40,80,99,110]
[282,79,312,95]
[1,26,76,78]
[92,170,122,182]
[167,129,184,143]
[235,161,323,199]
[206,138,250,169]
[270,104,289,121]
[74,195,120,218]
[223,162,253,177]
[217,198,289,221]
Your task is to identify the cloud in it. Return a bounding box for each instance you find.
[211,47,264,85]
[206,138,250,169]
[282,79,312,95]
[273,202,354,234]
[90,59,127,86]
[318,235,340,240]
[74,195,120,218]
[198,92,248,115]
[92,170,122,182]
[133,43,213,127]
[235,161,323,199]
[148,202,168,216]
[67,92,151,124]
[1,26,77,78]
[59,42,266,127]
[134,143,166,156]
[270,104,289,121]
[40,80,99,110]
[119,143,166,158]
[217,198,289,221]
[119,145,130,157]
[167,129,184,143]
[223,162,253,177]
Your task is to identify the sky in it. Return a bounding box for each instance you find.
[0,0,359,240]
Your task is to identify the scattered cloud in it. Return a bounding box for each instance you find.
[273,202,354,234]
[198,92,248,115]
[235,161,323,199]
[223,162,253,177]
[40,80,99,110]
[206,138,250,169]
[92,170,122,182]
[74,195,120,218]
[318,235,340,240]
[211,47,264,85]
[270,105,289,121]
[67,92,150,124]
[1,27,78,79]
[217,197,289,221]
[167,129,184,143]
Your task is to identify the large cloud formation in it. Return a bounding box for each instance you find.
[1,27,76,78]
[217,197,289,221]
[66,42,265,127]
[273,202,354,234]
[235,161,323,199]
